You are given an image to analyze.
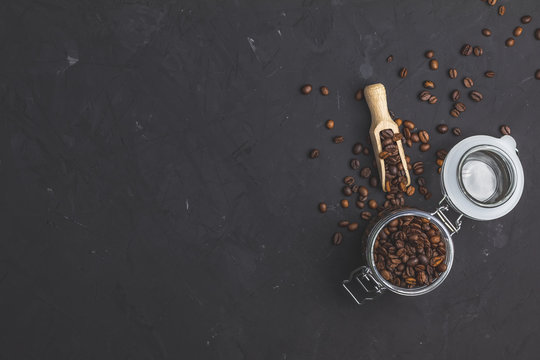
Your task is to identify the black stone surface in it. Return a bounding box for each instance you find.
[1,0,540,359]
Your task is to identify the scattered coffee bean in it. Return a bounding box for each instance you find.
[500,125,511,135]
[395,118,403,126]
[301,84,312,94]
[332,232,343,245]
[320,86,329,96]
[513,26,523,37]
[506,38,515,47]
[498,5,505,16]
[429,59,439,70]
[386,55,394,63]
[473,46,483,56]
[536,70,540,80]
[343,186,353,196]
[485,70,495,78]
[406,186,415,196]
[448,68,457,79]
[413,162,424,175]
[369,176,378,188]
[399,67,408,78]
[425,50,435,59]
[437,124,449,134]
[423,80,435,89]
[450,109,460,118]
[356,201,365,208]
[419,91,432,101]
[358,186,369,197]
[418,130,430,143]
[454,102,466,112]
[352,185,359,193]
[319,202,327,213]
[452,127,462,136]
[535,29,540,40]
[341,199,349,208]
[451,89,460,101]
[361,211,372,220]
[344,176,355,185]
[428,95,438,104]
[436,149,448,160]
[487,0,497,5]
[368,199,378,209]
[470,90,483,102]
[360,167,372,178]
[338,220,349,227]
[348,222,359,231]
[326,119,335,129]
[362,147,370,156]
[352,143,363,154]
[417,177,426,187]
[463,77,474,88]
[461,44,473,56]
[425,192,433,200]
[436,158,444,166]
[350,159,361,170]
[482,28,492,37]
[333,136,344,144]
[410,133,420,143]
[521,15,532,24]
[403,120,415,130]
[309,149,320,158]
[419,143,431,152]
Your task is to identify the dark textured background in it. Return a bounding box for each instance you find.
[1,0,539,359]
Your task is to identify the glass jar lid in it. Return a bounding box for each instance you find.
[441,135,524,221]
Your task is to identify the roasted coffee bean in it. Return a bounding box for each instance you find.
[482,28,492,37]
[338,220,349,227]
[485,70,495,78]
[429,59,439,70]
[419,91,432,101]
[535,29,540,40]
[419,186,428,195]
[406,139,412,147]
[451,89,460,102]
[513,26,523,37]
[356,201,365,208]
[461,44,473,56]
[379,151,391,160]
[362,147,370,155]
[369,176,378,187]
[425,50,435,59]
[386,55,394,63]
[423,80,435,89]
[355,89,364,101]
[536,70,540,80]
[410,133,420,143]
[470,90,483,102]
[325,119,335,129]
[333,136,344,144]
[454,102,466,112]
[358,186,369,197]
[436,149,448,160]
[521,15,532,24]
[343,186,353,196]
[341,199,349,208]
[332,232,343,245]
[352,143,363,154]
[463,77,474,88]
[436,159,443,167]
[395,118,403,126]
[351,185,359,193]
[418,130,430,143]
[368,199,378,209]
[403,120,415,130]
[361,211,372,220]
[500,125,511,135]
[309,149,320,158]
[399,67,408,78]
[301,84,312,94]
[406,185,415,196]
[428,95,438,104]
[319,202,327,213]
[350,159,361,170]
[425,192,432,200]
[419,143,431,152]
[430,256,445,267]
[436,263,447,272]
[506,37,515,47]
[498,5,505,16]
[448,68,457,79]
[473,46,483,56]
[360,167,371,178]
[393,133,403,142]
[452,127,462,136]
[450,109,460,118]
[320,86,329,96]
[437,124,449,134]
[487,0,496,5]
[348,222,359,231]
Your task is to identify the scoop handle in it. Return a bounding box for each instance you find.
[364,84,394,130]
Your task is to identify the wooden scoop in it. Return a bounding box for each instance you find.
[364,83,411,192]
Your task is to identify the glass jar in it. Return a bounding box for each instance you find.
[342,135,524,304]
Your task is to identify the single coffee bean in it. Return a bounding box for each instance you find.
[379,151,390,159]
[418,130,430,143]
[404,127,411,139]
[403,120,415,129]
[535,29,540,40]
[395,118,403,126]
[417,177,426,186]
[319,202,327,213]
[425,50,435,58]
[500,125,511,135]
[369,176,378,187]
[506,37,515,47]
[454,102,466,112]
[450,109,460,118]
[429,59,439,70]
[423,80,435,89]
[333,136,344,144]
[498,5,505,16]
[386,55,394,63]
[309,149,320,158]
[413,162,424,175]
[473,46,483,56]
[362,147,369,155]
[470,90,483,102]
[351,185,359,193]
[425,192,432,200]
[436,149,448,159]
[463,77,474,88]
[461,44,473,56]
[410,132,420,143]
[356,201,365,208]
[419,91,431,101]
[448,68,457,79]
[399,67,408,78]
[338,220,349,227]
[451,89,460,101]
[419,185,428,195]
[355,89,364,101]
[521,15,532,24]
[436,159,444,166]
[341,199,349,208]
[358,186,369,197]
[325,119,334,129]
[393,133,403,142]
[300,84,312,94]
[320,86,329,96]
[332,232,343,245]
[536,70,540,80]
[487,0,497,5]
[360,167,372,178]
[350,159,361,170]
[342,187,352,197]
[437,124,449,134]
[352,143,363,154]
[406,185,415,196]
[513,26,523,37]
[485,70,495,78]
[482,28,492,37]
[361,211,372,220]
[368,199,378,209]
[348,222,359,231]
[419,143,431,152]
[344,176,355,185]
[428,95,438,104]
[452,127,462,136]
